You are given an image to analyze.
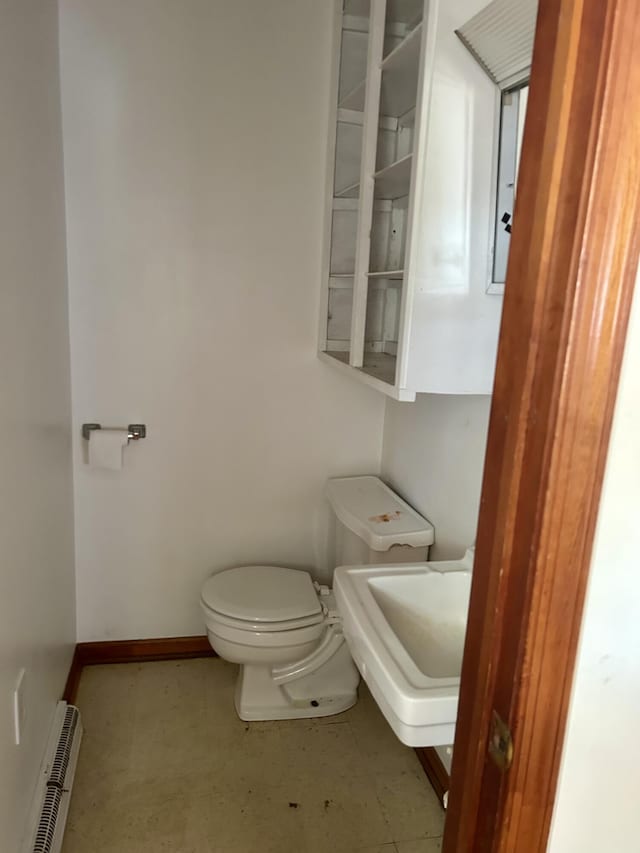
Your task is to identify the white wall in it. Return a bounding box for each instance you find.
[59,0,386,641]
[0,2,76,849]
[547,280,640,851]
[382,395,491,560]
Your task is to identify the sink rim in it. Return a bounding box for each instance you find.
[336,562,469,691]
[334,561,472,744]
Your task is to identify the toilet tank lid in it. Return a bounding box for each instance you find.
[325,476,435,552]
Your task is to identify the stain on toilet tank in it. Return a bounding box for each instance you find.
[368,511,402,523]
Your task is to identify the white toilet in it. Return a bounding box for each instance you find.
[200,476,435,721]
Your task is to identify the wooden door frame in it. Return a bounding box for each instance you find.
[443,0,640,850]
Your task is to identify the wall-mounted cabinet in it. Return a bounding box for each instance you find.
[318,0,506,400]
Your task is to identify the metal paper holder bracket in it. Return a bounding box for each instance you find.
[82,423,147,441]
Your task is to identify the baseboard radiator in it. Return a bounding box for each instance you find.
[23,702,83,853]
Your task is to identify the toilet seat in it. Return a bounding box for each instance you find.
[200,600,325,633]
[200,565,324,632]
[206,616,326,649]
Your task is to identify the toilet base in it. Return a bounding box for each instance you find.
[235,644,360,721]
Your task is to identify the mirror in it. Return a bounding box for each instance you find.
[492,82,529,286]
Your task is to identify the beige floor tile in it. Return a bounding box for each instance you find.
[65,694,136,807]
[136,658,205,693]
[375,768,445,842]
[57,824,86,853]
[201,723,289,790]
[128,706,214,781]
[349,690,426,778]
[75,662,139,707]
[357,846,398,853]
[71,726,133,790]
[276,777,394,853]
[185,783,309,852]
[75,666,138,744]
[260,719,367,785]
[396,838,443,852]
[64,773,193,852]
[63,660,443,853]
[133,659,209,727]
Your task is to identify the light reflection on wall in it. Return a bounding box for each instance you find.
[417,71,472,294]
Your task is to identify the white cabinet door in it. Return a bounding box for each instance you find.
[319,0,507,399]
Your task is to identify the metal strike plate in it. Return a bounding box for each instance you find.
[488,710,514,772]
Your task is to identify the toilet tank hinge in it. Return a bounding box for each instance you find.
[321,603,342,624]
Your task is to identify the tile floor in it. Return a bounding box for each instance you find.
[62,658,445,853]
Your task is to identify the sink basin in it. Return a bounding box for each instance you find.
[334,549,473,746]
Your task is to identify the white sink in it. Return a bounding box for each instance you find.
[334,549,473,747]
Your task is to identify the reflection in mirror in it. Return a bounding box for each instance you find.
[454,0,538,291]
[492,83,529,285]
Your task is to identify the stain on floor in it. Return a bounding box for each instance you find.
[62,658,445,853]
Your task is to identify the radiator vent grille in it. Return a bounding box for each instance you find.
[32,787,62,853]
[48,706,79,788]
[27,702,82,853]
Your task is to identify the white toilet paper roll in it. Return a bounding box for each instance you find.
[88,428,129,470]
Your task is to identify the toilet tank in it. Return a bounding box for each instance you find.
[325,476,435,566]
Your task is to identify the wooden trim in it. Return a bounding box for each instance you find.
[443,0,640,851]
[415,747,450,807]
[75,635,215,666]
[61,636,215,704]
[62,645,83,705]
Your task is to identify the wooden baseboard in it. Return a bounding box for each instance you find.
[62,645,83,705]
[415,747,450,807]
[61,635,215,704]
[76,635,215,665]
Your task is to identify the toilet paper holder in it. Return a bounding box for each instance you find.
[82,423,147,441]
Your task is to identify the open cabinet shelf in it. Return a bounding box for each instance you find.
[319,0,504,400]
[381,20,422,70]
[339,80,366,113]
[336,153,413,201]
[319,349,413,400]
[368,269,404,280]
[335,179,361,198]
[380,23,422,117]
[329,274,355,290]
[337,21,422,117]
[398,106,416,128]
[360,351,397,384]
[374,153,412,199]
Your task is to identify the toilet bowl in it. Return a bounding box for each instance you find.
[200,476,435,721]
[200,565,360,720]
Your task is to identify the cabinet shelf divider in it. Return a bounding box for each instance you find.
[367,269,405,280]
[374,153,413,199]
[381,21,423,71]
